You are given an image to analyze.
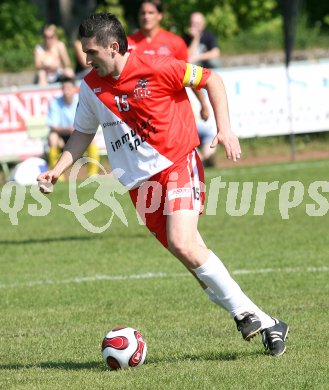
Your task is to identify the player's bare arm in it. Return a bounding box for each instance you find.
[204,71,241,162]
[193,89,210,121]
[37,130,95,192]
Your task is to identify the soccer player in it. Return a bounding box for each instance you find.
[37,13,289,357]
[128,0,210,121]
[128,0,187,60]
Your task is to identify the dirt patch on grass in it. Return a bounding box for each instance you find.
[213,148,329,168]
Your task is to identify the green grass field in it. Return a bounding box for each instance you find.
[1,159,329,389]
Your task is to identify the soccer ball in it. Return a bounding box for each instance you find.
[101,326,147,370]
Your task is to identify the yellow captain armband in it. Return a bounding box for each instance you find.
[183,63,203,88]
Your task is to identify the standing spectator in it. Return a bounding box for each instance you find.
[128,0,210,121]
[183,12,221,69]
[183,12,221,165]
[73,35,92,80]
[47,77,99,178]
[34,24,75,85]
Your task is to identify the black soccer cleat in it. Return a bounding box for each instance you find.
[261,318,289,357]
[234,312,262,341]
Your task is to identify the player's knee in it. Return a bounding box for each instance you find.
[48,132,59,147]
[167,236,194,261]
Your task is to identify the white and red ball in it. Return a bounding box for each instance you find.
[101,326,147,370]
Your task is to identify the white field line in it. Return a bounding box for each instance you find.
[0,266,328,290]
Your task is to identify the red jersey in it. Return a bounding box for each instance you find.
[74,52,210,189]
[127,29,188,61]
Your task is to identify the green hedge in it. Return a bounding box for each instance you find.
[0,0,43,72]
[0,0,328,73]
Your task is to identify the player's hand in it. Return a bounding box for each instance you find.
[200,105,210,121]
[37,170,58,194]
[211,131,241,162]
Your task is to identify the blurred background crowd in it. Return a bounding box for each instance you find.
[0,0,328,182]
[0,0,328,81]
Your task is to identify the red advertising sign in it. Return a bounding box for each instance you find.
[0,86,61,133]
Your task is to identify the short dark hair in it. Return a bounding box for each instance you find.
[79,13,128,55]
[61,76,75,85]
[138,0,163,13]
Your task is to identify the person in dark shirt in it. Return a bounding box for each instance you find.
[183,12,221,69]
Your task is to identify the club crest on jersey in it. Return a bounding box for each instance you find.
[133,79,151,99]
[157,45,171,56]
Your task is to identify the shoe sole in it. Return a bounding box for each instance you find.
[272,345,286,357]
[244,325,262,341]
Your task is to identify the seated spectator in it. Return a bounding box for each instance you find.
[183,12,221,69]
[197,111,217,167]
[186,88,217,167]
[34,24,74,85]
[46,77,99,178]
[183,12,220,165]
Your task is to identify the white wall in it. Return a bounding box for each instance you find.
[189,59,329,138]
[1,59,329,161]
[222,60,329,138]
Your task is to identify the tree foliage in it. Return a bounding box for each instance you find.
[95,0,127,30]
[0,0,328,72]
[0,0,43,50]
[302,0,329,30]
[121,0,281,38]
[0,0,43,71]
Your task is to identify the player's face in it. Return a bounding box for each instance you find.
[138,3,163,32]
[81,37,115,77]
